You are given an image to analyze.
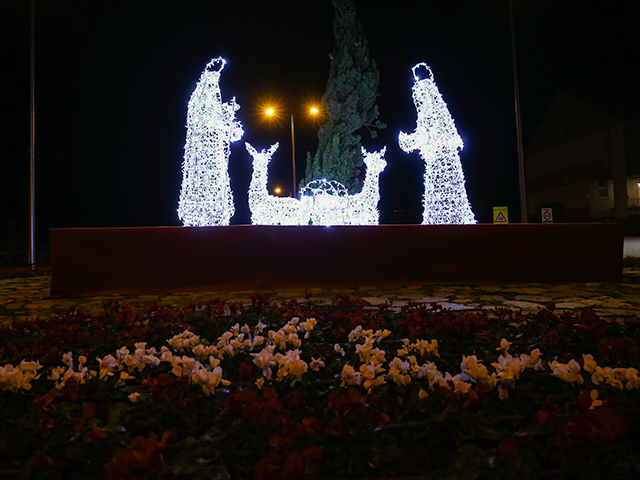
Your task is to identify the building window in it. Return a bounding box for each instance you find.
[598,179,609,198]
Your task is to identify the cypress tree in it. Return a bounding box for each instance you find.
[304,0,385,193]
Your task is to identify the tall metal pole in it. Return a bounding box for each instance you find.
[29,0,36,267]
[290,114,296,198]
[509,0,527,223]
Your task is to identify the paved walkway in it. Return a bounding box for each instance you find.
[3,270,640,325]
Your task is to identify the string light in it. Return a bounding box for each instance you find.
[177,57,244,226]
[247,144,386,226]
[399,62,476,224]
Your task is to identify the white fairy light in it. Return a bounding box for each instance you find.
[246,142,309,225]
[300,179,350,226]
[300,147,387,226]
[346,147,387,225]
[177,57,244,226]
[247,143,386,226]
[399,62,476,224]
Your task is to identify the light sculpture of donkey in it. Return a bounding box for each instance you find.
[346,146,387,225]
[300,146,387,226]
[246,142,309,225]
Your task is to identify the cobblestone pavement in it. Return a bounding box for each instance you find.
[3,270,640,324]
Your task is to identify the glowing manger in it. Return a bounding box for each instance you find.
[247,143,387,226]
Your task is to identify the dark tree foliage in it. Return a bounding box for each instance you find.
[304,0,385,193]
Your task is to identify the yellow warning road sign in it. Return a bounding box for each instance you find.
[493,206,509,224]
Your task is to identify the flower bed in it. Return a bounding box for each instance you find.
[0,267,50,280]
[1,293,639,479]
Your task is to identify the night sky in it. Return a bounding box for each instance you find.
[2,0,638,248]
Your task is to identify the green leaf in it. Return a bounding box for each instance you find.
[106,402,131,426]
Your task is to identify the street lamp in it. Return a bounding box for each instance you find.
[264,106,320,198]
[509,0,527,223]
[29,0,36,267]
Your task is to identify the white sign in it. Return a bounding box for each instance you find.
[542,208,553,224]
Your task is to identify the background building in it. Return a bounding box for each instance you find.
[525,91,640,226]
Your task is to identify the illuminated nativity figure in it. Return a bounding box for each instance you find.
[345,146,387,225]
[177,57,244,226]
[300,146,387,226]
[246,142,309,225]
[247,142,387,226]
[399,63,476,224]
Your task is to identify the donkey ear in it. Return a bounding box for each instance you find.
[267,142,279,156]
[245,142,257,156]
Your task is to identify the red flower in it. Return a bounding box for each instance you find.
[255,447,322,480]
[84,421,108,442]
[33,451,56,469]
[74,402,96,431]
[497,432,532,469]
[104,431,170,480]
[239,361,253,377]
[142,373,191,403]
[251,292,271,306]
[34,416,55,438]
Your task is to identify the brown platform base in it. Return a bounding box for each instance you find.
[49,224,623,297]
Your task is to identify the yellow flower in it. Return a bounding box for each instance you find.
[310,358,325,371]
[589,389,603,409]
[340,365,362,386]
[497,338,512,352]
[499,387,509,400]
[128,392,141,403]
[582,354,597,373]
[115,371,134,387]
[98,355,117,380]
[461,355,489,383]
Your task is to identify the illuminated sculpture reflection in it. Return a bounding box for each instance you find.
[177,57,243,226]
[399,63,476,224]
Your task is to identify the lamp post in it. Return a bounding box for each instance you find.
[509,0,528,223]
[29,0,36,267]
[264,106,319,198]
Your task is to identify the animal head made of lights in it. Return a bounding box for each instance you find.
[399,62,476,225]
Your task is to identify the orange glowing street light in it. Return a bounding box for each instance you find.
[264,105,320,198]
